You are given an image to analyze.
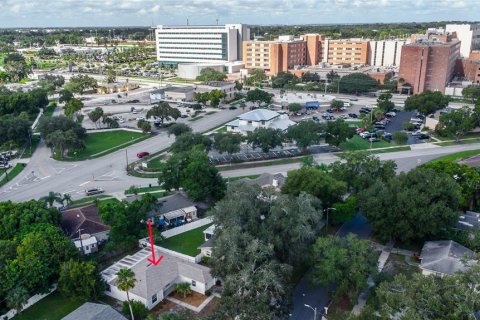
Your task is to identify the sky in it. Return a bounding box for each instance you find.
[0,0,479,28]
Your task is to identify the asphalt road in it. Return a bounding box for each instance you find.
[0,107,244,202]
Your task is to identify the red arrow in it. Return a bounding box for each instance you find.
[147,219,164,266]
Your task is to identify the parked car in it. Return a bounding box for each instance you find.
[136,152,150,159]
[85,188,104,196]
[356,128,366,133]
[348,113,359,118]
[418,133,430,140]
[359,132,371,138]
[136,116,145,121]
[0,163,12,169]
[368,137,380,142]
[180,114,188,118]
[349,98,358,101]
[385,111,396,118]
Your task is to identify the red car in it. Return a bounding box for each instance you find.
[356,128,366,133]
[136,152,150,159]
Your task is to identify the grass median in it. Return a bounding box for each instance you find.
[0,163,26,188]
[429,149,480,163]
[62,130,151,161]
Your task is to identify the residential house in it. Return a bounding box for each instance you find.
[61,204,110,255]
[101,247,214,310]
[419,240,476,276]
[231,172,286,191]
[226,109,296,135]
[147,193,199,228]
[62,302,127,320]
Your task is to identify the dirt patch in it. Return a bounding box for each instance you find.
[460,154,480,167]
[171,290,209,307]
[149,299,181,317]
[198,297,220,316]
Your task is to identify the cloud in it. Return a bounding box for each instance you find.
[0,0,477,27]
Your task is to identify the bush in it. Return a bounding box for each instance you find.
[392,131,408,145]
[122,300,148,320]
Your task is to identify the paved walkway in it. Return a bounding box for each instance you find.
[166,294,215,313]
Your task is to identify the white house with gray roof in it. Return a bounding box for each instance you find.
[62,302,127,320]
[419,240,476,277]
[101,247,214,310]
[226,109,295,135]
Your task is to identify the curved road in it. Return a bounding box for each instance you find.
[0,108,244,202]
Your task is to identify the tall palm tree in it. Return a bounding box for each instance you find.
[116,268,137,320]
[62,193,72,207]
[40,191,62,207]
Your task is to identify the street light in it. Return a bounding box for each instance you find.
[304,304,317,320]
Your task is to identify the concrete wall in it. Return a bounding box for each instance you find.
[178,63,224,80]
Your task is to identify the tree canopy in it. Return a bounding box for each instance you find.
[210,184,322,319]
[170,132,213,153]
[357,168,461,243]
[0,87,48,116]
[436,106,478,142]
[214,132,244,155]
[167,123,192,137]
[325,119,355,147]
[146,102,181,124]
[311,234,378,302]
[336,73,378,94]
[404,90,450,115]
[246,127,284,153]
[286,120,324,151]
[376,93,395,113]
[196,68,227,82]
[64,75,98,95]
[245,88,272,106]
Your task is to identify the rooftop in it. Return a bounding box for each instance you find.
[420,240,476,276]
[62,302,127,320]
[200,81,234,88]
[164,86,194,93]
[102,248,212,300]
[238,109,280,122]
[455,211,480,230]
[61,204,110,240]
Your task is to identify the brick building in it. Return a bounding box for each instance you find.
[457,51,480,84]
[398,38,461,94]
[243,36,306,76]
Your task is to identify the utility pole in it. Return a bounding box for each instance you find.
[125,149,129,171]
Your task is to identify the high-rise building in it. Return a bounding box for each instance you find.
[445,24,480,57]
[321,39,369,65]
[155,24,249,65]
[398,36,461,94]
[457,51,480,84]
[242,36,307,76]
[302,34,325,66]
[368,39,410,67]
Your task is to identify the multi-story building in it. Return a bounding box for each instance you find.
[155,24,249,65]
[322,39,369,65]
[458,51,480,84]
[445,24,480,57]
[368,39,410,67]
[242,35,306,75]
[303,34,325,65]
[398,37,461,94]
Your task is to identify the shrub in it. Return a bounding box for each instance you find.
[122,300,148,320]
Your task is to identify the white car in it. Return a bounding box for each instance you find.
[136,116,145,121]
[0,163,12,169]
[359,132,371,138]
[385,111,396,117]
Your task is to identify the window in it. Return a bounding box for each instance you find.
[261,120,265,125]
[91,244,96,248]
[191,280,196,287]
[152,294,157,303]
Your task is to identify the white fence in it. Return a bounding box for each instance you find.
[161,217,213,239]
[0,285,57,320]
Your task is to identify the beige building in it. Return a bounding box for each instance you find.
[195,81,236,101]
[322,39,370,65]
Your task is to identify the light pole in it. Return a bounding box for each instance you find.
[304,304,317,320]
[325,207,337,234]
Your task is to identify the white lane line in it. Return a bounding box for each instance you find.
[40,175,51,180]
[79,181,90,186]
[64,189,76,194]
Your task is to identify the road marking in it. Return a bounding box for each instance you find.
[40,175,51,180]
[64,189,76,194]
[79,181,90,186]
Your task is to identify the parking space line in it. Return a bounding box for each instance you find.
[79,181,90,186]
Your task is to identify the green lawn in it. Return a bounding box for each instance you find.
[43,103,57,118]
[21,135,41,159]
[66,130,149,161]
[188,116,204,122]
[226,174,261,182]
[340,135,391,151]
[147,156,165,169]
[125,185,164,195]
[429,149,480,163]
[68,195,119,208]
[217,156,307,171]
[13,291,83,320]
[0,163,26,188]
[158,224,213,257]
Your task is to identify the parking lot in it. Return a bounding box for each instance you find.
[209,147,303,165]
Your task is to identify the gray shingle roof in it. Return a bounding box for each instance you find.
[420,240,476,276]
[62,302,127,320]
[232,173,286,189]
[61,205,110,240]
[157,193,196,215]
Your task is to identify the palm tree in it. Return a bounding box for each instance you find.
[116,268,137,320]
[175,282,192,298]
[6,285,29,315]
[40,191,63,207]
[62,193,72,207]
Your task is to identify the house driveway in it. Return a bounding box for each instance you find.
[289,213,372,320]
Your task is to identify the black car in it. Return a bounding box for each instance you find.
[418,133,430,140]
[348,113,358,118]
[359,108,370,114]
[326,109,333,113]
